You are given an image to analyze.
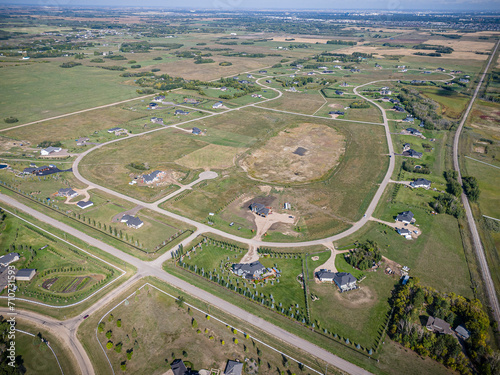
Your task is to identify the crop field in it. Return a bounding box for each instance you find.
[0,209,117,304]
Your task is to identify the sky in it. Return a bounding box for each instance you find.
[3,0,500,12]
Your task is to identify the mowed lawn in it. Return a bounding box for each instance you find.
[0,62,140,126]
[463,158,500,219]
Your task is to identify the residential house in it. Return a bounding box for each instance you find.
[15,269,36,281]
[249,202,270,217]
[397,227,412,240]
[393,106,405,112]
[184,98,200,104]
[120,214,144,229]
[232,261,266,280]
[401,275,410,285]
[148,102,158,109]
[396,210,414,224]
[142,170,165,184]
[76,137,89,146]
[192,127,201,135]
[436,67,446,72]
[406,127,422,136]
[333,272,357,292]
[389,98,400,104]
[150,117,164,124]
[316,269,336,282]
[410,178,431,189]
[402,116,414,122]
[340,82,349,87]
[459,78,469,84]
[0,253,20,266]
[258,70,267,73]
[335,90,344,96]
[224,360,243,375]
[76,201,94,209]
[40,146,62,156]
[0,266,9,290]
[212,101,223,109]
[22,165,52,175]
[238,80,250,84]
[265,80,272,84]
[334,65,342,69]
[403,149,423,159]
[247,74,253,78]
[153,95,165,102]
[283,202,291,210]
[57,188,78,198]
[455,325,470,340]
[171,359,190,375]
[329,111,344,115]
[175,109,189,115]
[288,87,298,92]
[403,143,411,152]
[322,70,334,74]
[426,316,452,334]
[107,127,124,134]
[220,86,228,91]
[380,89,392,95]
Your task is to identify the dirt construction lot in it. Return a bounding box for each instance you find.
[240,123,345,183]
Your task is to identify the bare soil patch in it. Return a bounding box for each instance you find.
[333,285,377,308]
[328,103,344,109]
[42,278,57,290]
[240,123,345,183]
[474,146,486,154]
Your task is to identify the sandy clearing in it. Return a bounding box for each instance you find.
[253,211,296,240]
[240,245,260,264]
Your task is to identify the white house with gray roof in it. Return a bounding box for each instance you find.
[232,261,266,280]
[333,272,357,292]
[120,214,144,229]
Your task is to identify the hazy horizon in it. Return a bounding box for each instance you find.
[1,1,499,12]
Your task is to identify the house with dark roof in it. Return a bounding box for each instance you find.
[192,127,201,135]
[329,111,344,115]
[142,170,164,184]
[397,227,412,240]
[393,105,405,112]
[107,127,124,134]
[426,316,452,335]
[232,261,266,280]
[410,178,431,189]
[402,149,423,159]
[0,253,20,266]
[171,359,190,375]
[455,325,470,340]
[120,215,144,229]
[224,360,243,375]
[316,269,336,282]
[396,211,414,224]
[335,90,344,96]
[333,272,357,292]
[403,143,411,151]
[389,98,400,104]
[402,116,414,122]
[57,188,78,198]
[175,109,189,115]
[406,128,422,136]
[148,102,158,109]
[249,203,270,217]
[153,95,165,102]
[15,268,36,281]
[150,117,164,124]
[0,266,9,290]
[77,201,94,209]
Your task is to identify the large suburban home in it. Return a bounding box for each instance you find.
[410,178,432,189]
[171,359,193,375]
[0,253,20,266]
[192,127,201,135]
[333,272,357,292]
[396,211,415,224]
[455,325,470,340]
[175,109,189,115]
[316,269,336,282]
[15,268,36,281]
[40,146,62,156]
[397,227,412,240]
[335,90,344,96]
[249,202,270,217]
[77,200,94,209]
[426,316,452,335]
[393,105,405,112]
[57,187,78,198]
[142,170,165,184]
[224,360,243,375]
[107,127,124,134]
[406,127,422,136]
[212,101,223,109]
[232,261,266,280]
[120,214,144,229]
[402,149,423,159]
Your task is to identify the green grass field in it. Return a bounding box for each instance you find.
[0,62,140,126]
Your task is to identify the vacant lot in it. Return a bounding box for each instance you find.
[241,123,345,183]
[258,91,327,115]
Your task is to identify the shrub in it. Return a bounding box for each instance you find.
[4,117,18,124]
[117,319,122,327]
[130,65,141,69]
[106,341,113,350]
[219,61,232,66]
[106,330,112,339]
[153,56,163,60]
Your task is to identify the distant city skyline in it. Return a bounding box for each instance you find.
[2,0,500,12]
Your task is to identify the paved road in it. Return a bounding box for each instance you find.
[0,194,371,375]
[0,307,92,375]
[453,39,500,326]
